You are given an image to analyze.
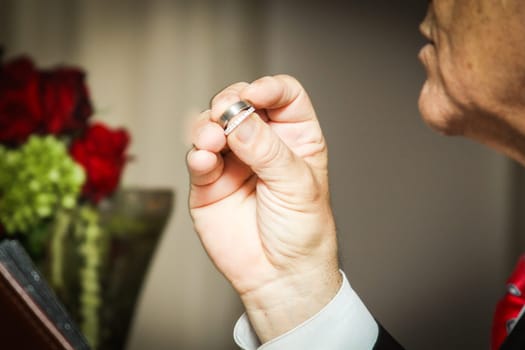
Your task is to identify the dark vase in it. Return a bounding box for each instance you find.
[39,188,173,350]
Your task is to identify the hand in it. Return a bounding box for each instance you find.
[187,75,341,342]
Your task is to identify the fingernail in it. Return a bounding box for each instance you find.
[235,115,256,143]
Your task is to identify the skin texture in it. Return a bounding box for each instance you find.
[419,0,525,164]
[187,76,341,342]
[187,0,525,345]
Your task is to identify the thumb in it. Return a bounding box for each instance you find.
[227,111,311,192]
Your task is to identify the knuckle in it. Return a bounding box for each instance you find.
[275,74,302,89]
[211,91,239,110]
[275,73,295,82]
[275,75,305,105]
[251,75,274,86]
[210,82,248,107]
[185,148,197,167]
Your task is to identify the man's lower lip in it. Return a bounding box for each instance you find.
[418,43,434,61]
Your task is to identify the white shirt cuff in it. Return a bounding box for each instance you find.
[233,270,379,350]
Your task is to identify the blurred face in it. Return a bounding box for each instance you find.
[418,0,525,160]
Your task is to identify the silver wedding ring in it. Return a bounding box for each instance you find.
[219,100,255,135]
[224,106,255,135]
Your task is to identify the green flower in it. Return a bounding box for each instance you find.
[0,136,86,234]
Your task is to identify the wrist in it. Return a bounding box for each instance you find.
[239,263,342,343]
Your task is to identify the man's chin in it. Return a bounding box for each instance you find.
[418,80,465,136]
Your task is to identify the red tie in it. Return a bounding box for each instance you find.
[492,255,525,350]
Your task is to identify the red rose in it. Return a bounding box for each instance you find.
[39,67,93,135]
[0,56,42,144]
[0,56,94,145]
[70,123,130,203]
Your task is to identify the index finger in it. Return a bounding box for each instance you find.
[240,74,317,123]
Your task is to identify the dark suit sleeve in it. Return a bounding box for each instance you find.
[501,315,525,350]
[373,324,405,350]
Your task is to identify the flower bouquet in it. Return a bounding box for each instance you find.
[0,53,173,349]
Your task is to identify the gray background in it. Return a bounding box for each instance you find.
[1,1,523,349]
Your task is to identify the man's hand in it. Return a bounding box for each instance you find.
[187,75,341,342]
